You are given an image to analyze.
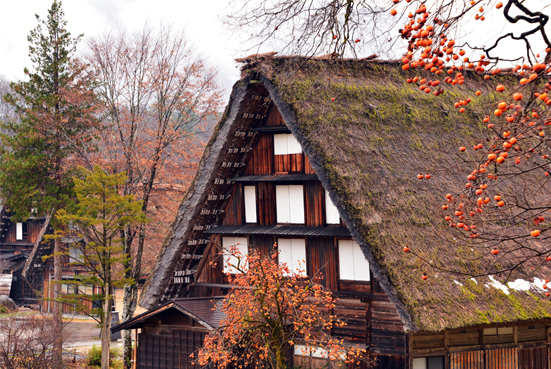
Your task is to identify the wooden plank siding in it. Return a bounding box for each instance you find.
[266,104,286,126]
[4,220,43,243]
[518,345,548,369]
[332,298,368,344]
[249,234,275,256]
[257,182,276,225]
[450,350,484,369]
[307,237,337,290]
[370,300,406,356]
[274,153,304,173]
[244,133,274,176]
[222,185,244,226]
[305,181,324,227]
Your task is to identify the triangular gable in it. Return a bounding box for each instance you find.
[113,297,225,333]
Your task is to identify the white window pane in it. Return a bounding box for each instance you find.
[325,190,340,224]
[291,239,306,277]
[352,241,370,281]
[278,238,293,275]
[498,327,513,335]
[274,134,288,155]
[244,186,257,223]
[338,240,355,280]
[278,238,306,277]
[412,358,426,369]
[222,237,248,274]
[286,134,302,154]
[16,222,23,240]
[276,185,290,223]
[289,185,304,224]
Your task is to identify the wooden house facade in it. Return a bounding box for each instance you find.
[125,54,551,369]
[0,209,103,313]
[0,206,50,305]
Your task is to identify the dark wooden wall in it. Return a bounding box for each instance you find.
[413,323,551,369]
[257,182,276,225]
[305,182,324,227]
[307,237,337,290]
[222,185,244,226]
[138,325,207,369]
[275,154,304,173]
[266,105,285,126]
[244,134,273,176]
[4,220,43,243]
[249,234,274,256]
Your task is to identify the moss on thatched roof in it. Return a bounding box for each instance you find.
[242,54,551,332]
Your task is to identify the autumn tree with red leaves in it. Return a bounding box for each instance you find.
[84,25,223,368]
[197,245,365,369]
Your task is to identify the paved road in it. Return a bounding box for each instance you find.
[63,318,122,355]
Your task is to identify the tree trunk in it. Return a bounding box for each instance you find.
[122,284,136,369]
[102,284,113,369]
[52,236,63,368]
[275,345,286,369]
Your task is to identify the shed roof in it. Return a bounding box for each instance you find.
[112,297,226,333]
[141,54,551,332]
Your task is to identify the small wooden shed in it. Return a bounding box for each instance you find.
[112,297,225,369]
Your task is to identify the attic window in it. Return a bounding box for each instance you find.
[276,185,304,224]
[16,222,27,240]
[325,190,340,224]
[244,185,257,223]
[338,240,370,281]
[278,238,306,277]
[222,237,248,274]
[274,133,302,155]
[412,356,444,369]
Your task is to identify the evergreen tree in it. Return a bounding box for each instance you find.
[56,166,146,369]
[0,2,99,366]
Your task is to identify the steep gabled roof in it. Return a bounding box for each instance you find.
[141,54,551,332]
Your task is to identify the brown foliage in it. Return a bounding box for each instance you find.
[0,313,62,369]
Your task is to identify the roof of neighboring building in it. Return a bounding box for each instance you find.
[141,53,551,332]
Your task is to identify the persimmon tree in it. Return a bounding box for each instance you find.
[55,165,146,369]
[84,24,222,368]
[0,1,99,366]
[197,245,364,369]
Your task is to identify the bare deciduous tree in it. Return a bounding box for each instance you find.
[84,24,223,368]
[0,313,62,369]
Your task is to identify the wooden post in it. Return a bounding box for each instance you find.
[52,237,63,368]
[547,325,551,369]
[444,330,450,369]
[406,332,413,369]
[366,300,371,348]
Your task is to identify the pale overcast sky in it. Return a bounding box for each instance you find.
[0,0,243,100]
[0,1,548,102]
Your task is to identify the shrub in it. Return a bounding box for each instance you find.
[87,345,119,367]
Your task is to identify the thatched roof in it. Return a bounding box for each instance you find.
[141,54,551,332]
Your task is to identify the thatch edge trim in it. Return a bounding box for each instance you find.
[258,73,418,332]
[140,76,252,310]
